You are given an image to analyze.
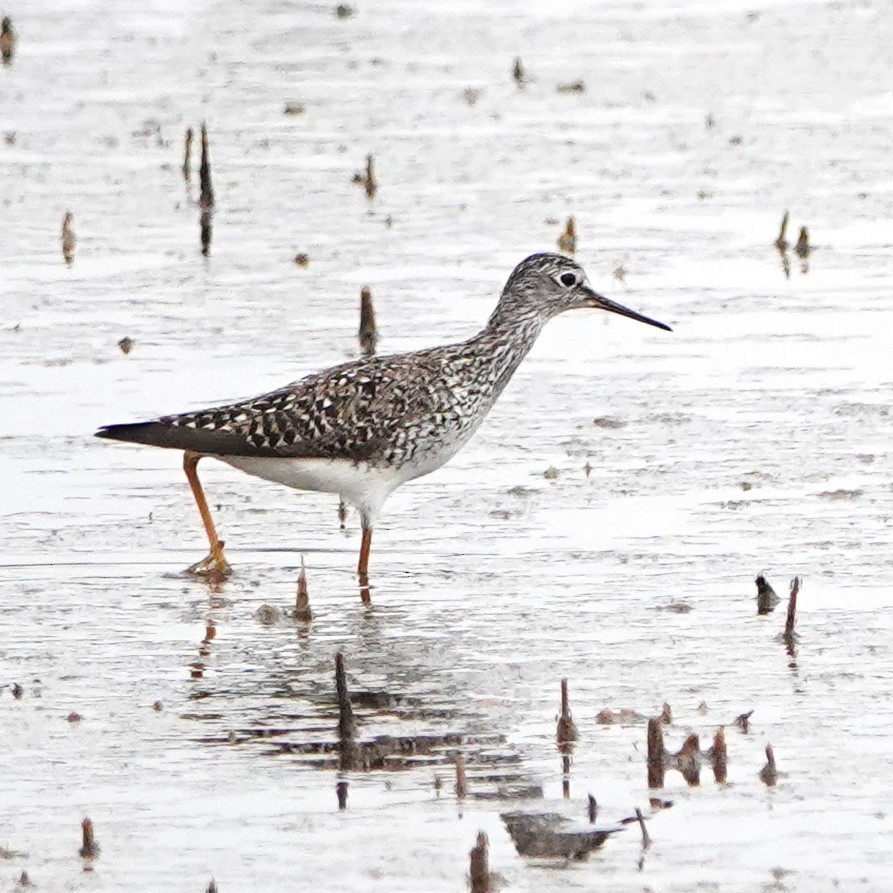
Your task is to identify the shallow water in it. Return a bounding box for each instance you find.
[2,0,893,890]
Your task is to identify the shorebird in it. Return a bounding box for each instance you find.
[96,253,670,590]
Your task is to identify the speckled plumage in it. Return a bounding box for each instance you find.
[96,253,671,584]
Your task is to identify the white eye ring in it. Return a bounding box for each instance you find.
[558,271,579,287]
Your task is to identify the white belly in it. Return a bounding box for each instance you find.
[217,452,449,524]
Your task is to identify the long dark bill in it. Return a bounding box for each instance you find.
[583,287,672,332]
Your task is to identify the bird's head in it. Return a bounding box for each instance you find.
[499,253,671,331]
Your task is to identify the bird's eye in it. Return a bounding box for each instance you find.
[559,272,578,287]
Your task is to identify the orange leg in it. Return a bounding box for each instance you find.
[183,451,231,579]
[358,525,372,599]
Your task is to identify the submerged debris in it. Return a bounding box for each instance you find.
[294,252,309,267]
[61,212,76,265]
[117,336,134,355]
[283,102,305,116]
[734,709,754,733]
[756,573,780,615]
[469,831,491,892]
[557,216,576,255]
[556,80,586,94]
[358,286,378,356]
[335,4,355,18]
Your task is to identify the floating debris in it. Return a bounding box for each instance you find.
[152,700,163,712]
[336,780,349,810]
[335,3,355,18]
[613,263,627,283]
[67,711,82,723]
[469,832,491,893]
[729,134,743,146]
[759,743,778,786]
[501,811,614,859]
[543,465,559,480]
[353,154,377,198]
[774,211,790,251]
[705,112,715,129]
[199,123,214,211]
[182,127,193,181]
[462,87,481,106]
[283,102,305,116]
[734,709,754,733]
[12,682,23,699]
[4,131,15,146]
[79,818,99,860]
[254,603,281,625]
[294,252,309,267]
[557,216,576,255]
[583,461,592,478]
[294,556,312,622]
[358,286,378,356]
[556,80,585,94]
[117,336,134,355]
[0,17,14,66]
[794,226,811,258]
[784,576,800,642]
[557,678,578,745]
[593,416,625,429]
[61,212,76,265]
[512,56,525,87]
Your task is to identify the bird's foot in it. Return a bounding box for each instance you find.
[187,541,232,581]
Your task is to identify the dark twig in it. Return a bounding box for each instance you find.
[784,576,800,640]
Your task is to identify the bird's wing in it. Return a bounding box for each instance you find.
[96,353,448,461]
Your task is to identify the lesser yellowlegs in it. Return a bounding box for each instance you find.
[96,253,671,589]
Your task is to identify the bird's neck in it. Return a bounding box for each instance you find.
[468,305,548,402]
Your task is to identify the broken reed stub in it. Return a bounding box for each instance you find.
[774,210,789,251]
[200,209,212,257]
[557,216,576,255]
[794,226,810,258]
[294,556,312,621]
[1,17,15,66]
[512,56,525,86]
[206,880,218,893]
[79,818,99,859]
[454,753,468,800]
[759,743,778,786]
[784,576,801,639]
[334,653,357,740]
[469,832,491,893]
[199,122,214,211]
[356,153,377,198]
[182,127,193,180]
[646,717,665,788]
[358,286,378,356]
[587,793,597,824]
[675,733,701,786]
[556,678,578,745]
[756,573,780,615]
[336,780,349,810]
[710,727,727,784]
[62,212,76,265]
